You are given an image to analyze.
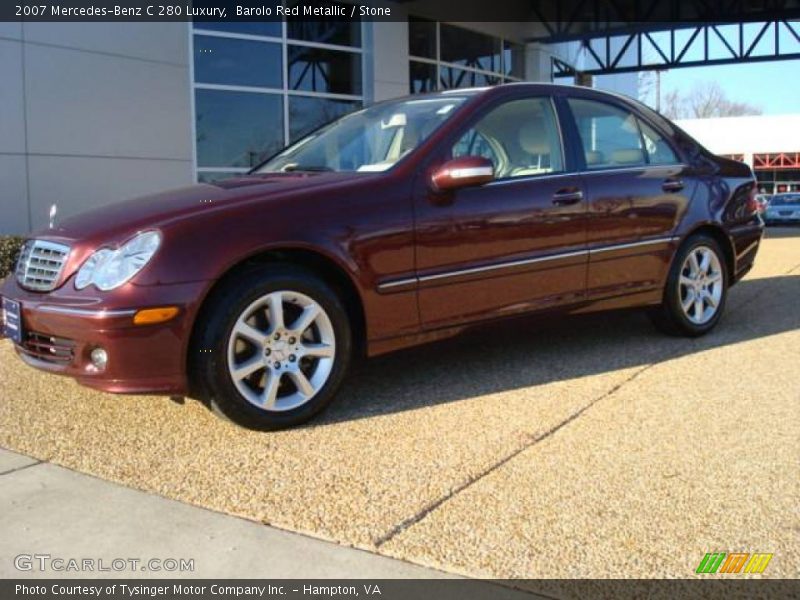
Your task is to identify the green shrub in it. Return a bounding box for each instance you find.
[0,236,24,281]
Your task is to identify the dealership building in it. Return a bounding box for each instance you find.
[676,114,800,195]
[1,12,575,234]
[1,5,798,234]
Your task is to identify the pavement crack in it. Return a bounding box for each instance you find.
[0,459,44,477]
[375,256,800,549]
[375,256,800,548]
[374,362,658,548]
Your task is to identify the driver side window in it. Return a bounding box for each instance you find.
[452,97,563,179]
[452,130,499,167]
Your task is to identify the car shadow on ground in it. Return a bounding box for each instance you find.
[305,272,800,426]
[182,226,798,428]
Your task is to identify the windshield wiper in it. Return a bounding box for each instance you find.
[282,164,334,172]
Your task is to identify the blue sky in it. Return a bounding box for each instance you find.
[658,59,800,115]
[588,23,800,115]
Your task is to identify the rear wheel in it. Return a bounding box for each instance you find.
[649,234,728,337]
[191,265,351,430]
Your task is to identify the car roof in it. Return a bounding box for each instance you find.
[409,81,624,97]
[401,82,644,111]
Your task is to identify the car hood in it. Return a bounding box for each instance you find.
[29,171,375,281]
[39,171,372,246]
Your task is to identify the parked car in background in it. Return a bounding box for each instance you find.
[755,194,772,215]
[764,193,800,225]
[1,84,764,429]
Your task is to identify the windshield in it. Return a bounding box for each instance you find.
[257,96,469,174]
[770,194,800,206]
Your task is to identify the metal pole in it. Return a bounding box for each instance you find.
[656,70,661,112]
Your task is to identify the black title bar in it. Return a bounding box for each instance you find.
[3,0,800,25]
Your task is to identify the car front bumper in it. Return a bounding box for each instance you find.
[0,277,209,395]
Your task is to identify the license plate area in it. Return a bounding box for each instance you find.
[2,297,23,344]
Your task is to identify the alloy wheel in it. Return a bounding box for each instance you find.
[678,245,724,325]
[226,291,336,412]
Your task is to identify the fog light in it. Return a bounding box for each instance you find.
[90,347,108,369]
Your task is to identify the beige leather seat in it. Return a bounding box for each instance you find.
[611,148,645,165]
[585,150,605,166]
[510,120,553,177]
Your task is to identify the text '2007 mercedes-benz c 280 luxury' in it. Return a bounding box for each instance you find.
[1,84,763,429]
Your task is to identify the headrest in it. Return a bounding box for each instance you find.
[585,150,604,165]
[518,120,549,155]
[611,148,644,165]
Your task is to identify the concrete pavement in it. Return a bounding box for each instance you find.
[0,447,452,579]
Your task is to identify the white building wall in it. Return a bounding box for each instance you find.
[676,114,800,156]
[0,27,28,235]
[368,21,411,102]
[0,23,194,234]
[1,19,582,234]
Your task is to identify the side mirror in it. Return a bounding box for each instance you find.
[430,156,494,192]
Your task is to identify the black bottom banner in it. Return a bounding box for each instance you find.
[3,579,799,600]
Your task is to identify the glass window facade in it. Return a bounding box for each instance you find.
[288,96,361,142]
[287,19,361,47]
[288,45,362,95]
[195,20,282,38]
[194,36,282,88]
[439,67,502,89]
[439,24,501,72]
[195,90,284,168]
[409,60,437,93]
[408,17,436,59]
[408,19,525,94]
[193,13,363,181]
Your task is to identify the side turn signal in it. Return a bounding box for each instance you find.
[133,306,180,325]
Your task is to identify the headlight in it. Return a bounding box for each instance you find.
[75,231,161,291]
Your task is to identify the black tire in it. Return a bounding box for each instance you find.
[190,264,352,430]
[649,234,728,337]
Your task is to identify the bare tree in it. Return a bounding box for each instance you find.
[638,70,662,108]
[659,82,762,119]
[661,89,685,119]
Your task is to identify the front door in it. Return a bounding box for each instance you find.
[414,96,588,329]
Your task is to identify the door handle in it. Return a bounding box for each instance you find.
[552,188,583,206]
[662,179,684,192]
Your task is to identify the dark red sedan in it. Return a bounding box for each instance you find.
[1,84,763,429]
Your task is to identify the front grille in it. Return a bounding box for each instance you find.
[21,331,76,365]
[15,239,70,292]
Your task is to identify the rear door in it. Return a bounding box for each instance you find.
[564,97,694,301]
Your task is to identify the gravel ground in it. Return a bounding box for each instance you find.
[1,228,798,579]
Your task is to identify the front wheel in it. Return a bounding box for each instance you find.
[191,265,352,430]
[649,234,728,337]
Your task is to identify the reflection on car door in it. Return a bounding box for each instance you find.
[565,97,695,301]
[414,96,588,329]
